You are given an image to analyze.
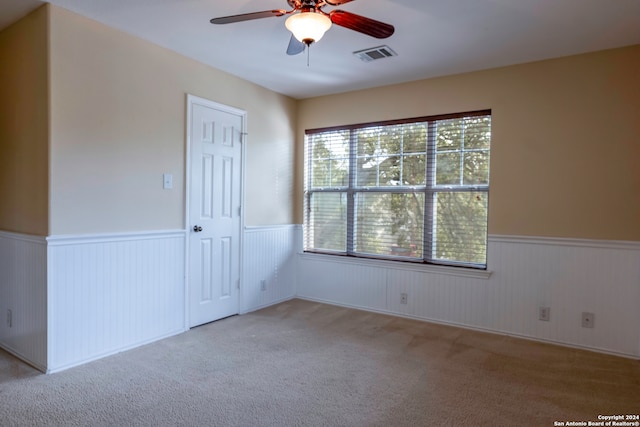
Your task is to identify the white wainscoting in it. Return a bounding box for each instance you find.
[297,235,640,358]
[4,226,637,372]
[2,226,301,373]
[46,230,187,373]
[0,231,48,371]
[242,225,301,313]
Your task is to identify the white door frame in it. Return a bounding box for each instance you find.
[184,94,247,328]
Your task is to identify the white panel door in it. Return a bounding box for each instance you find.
[189,98,243,327]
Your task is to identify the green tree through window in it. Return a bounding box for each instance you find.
[304,111,491,269]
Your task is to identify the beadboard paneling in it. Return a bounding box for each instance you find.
[0,232,48,371]
[296,256,388,312]
[298,235,640,358]
[6,227,637,371]
[47,231,186,372]
[242,225,300,313]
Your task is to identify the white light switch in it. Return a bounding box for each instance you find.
[163,173,173,189]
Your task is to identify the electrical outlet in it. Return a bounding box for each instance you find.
[539,307,550,321]
[7,309,12,328]
[582,312,595,328]
[400,293,408,304]
[260,279,267,291]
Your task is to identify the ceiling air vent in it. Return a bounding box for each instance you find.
[353,45,397,62]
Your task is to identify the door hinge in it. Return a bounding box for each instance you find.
[238,206,242,216]
[237,279,240,289]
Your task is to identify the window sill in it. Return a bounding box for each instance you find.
[298,252,493,280]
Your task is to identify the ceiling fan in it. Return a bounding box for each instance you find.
[210,0,395,56]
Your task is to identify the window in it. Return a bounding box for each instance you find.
[304,110,491,269]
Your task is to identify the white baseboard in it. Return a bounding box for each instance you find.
[0,342,47,373]
[46,327,187,374]
[296,296,638,360]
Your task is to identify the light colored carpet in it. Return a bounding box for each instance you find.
[1,299,638,426]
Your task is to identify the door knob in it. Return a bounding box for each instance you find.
[193,225,203,232]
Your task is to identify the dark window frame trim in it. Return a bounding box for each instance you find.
[305,109,492,135]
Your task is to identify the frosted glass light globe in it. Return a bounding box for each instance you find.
[285,11,332,44]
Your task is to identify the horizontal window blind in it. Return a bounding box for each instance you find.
[304,111,491,269]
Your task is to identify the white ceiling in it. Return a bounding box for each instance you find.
[2,0,640,99]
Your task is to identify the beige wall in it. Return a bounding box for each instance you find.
[0,7,49,235]
[48,5,297,235]
[297,45,640,241]
[3,5,638,241]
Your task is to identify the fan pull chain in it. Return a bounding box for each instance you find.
[307,44,310,67]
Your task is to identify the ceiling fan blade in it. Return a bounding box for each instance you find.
[329,10,395,39]
[324,0,355,5]
[210,10,287,25]
[286,35,306,55]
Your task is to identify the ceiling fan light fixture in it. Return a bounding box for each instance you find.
[285,11,332,45]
